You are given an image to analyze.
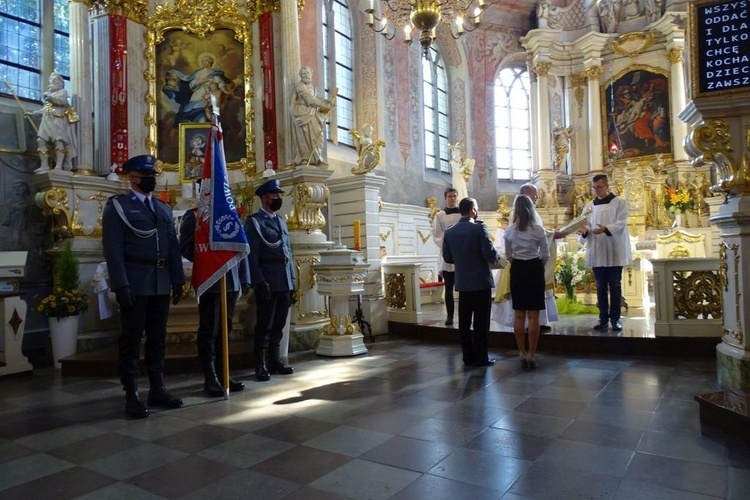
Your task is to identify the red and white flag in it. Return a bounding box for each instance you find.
[192,123,249,299]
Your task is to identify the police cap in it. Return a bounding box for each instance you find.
[255,179,284,197]
[122,155,157,173]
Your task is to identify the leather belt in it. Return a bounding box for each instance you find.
[125,256,168,268]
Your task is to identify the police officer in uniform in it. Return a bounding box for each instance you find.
[102,155,185,418]
[179,207,250,396]
[244,178,295,381]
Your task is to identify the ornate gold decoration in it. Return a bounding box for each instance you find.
[317,274,366,284]
[496,195,510,217]
[244,0,282,21]
[426,196,439,222]
[351,139,387,175]
[35,188,73,241]
[71,192,108,237]
[672,270,723,320]
[668,245,691,259]
[533,62,552,77]
[294,256,327,321]
[287,182,329,233]
[571,73,587,87]
[687,120,750,195]
[322,315,356,336]
[385,273,406,309]
[611,32,656,58]
[720,240,743,346]
[571,73,586,119]
[378,196,382,213]
[583,66,603,81]
[145,0,254,172]
[665,47,683,64]
[379,225,393,242]
[416,227,432,244]
[88,0,148,24]
[656,230,705,245]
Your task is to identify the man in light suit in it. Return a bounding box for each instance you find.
[442,198,501,367]
[244,178,296,381]
[102,154,185,419]
[180,208,250,397]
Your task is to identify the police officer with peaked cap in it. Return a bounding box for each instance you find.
[102,154,185,418]
[244,178,295,382]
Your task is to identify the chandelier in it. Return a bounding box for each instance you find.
[365,0,487,56]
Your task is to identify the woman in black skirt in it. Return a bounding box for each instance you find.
[504,195,550,368]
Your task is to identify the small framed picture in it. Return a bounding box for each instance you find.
[178,123,210,184]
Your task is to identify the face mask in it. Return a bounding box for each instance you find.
[138,176,157,193]
[270,198,283,212]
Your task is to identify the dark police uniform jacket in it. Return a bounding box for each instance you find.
[244,209,295,292]
[102,191,184,296]
[179,208,250,293]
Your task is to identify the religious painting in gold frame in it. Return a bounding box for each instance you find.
[601,65,672,163]
[145,0,255,173]
[178,123,210,184]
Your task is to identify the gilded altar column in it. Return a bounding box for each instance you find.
[666,47,689,161]
[585,65,604,171]
[533,61,552,172]
[279,0,302,167]
[69,1,94,172]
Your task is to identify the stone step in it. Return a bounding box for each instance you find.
[695,389,750,442]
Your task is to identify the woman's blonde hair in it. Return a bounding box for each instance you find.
[512,194,540,231]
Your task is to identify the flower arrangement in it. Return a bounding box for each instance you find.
[665,187,691,214]
[36,243,89,320]
[555,252,589,301]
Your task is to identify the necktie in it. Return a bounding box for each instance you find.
[144,197,153,213]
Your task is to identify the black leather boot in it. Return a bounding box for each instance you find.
[214,358,245,392]
[147,373,183,408]
[255,348,270,382]
[203,364,225,397]
[267,345,294,375]
[123,377,148,419]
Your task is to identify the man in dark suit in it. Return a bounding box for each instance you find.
[442,197,501,367]
[102,155,185,418]
[244,178,296,381]
[179,208,250,396]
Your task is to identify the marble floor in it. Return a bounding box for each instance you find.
[1,321,748,499]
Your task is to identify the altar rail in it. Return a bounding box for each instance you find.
[651,258,722,337]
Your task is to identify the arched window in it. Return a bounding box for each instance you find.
[322,0,355,146]
[0,0,70,101]
[494,67,531,180]
[423,46,449,173]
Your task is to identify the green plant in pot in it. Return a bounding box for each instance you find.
[37,243,89,319]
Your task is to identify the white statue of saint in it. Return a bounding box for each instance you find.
[26,71,78,172]
[551,121,574,172]
[449,142,474,201]
[290,66,335,166]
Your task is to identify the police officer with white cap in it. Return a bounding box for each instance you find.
[102,155,185,418]
[244,178,295,381]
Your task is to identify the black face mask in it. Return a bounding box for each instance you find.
[270,198,283,212]
[138,176,157,193]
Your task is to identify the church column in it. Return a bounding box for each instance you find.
[68,0,94,172]
[666,47,689,161]
[533,61,552,171]
[528,59,539,173]
[279,0,302,168]
[570,72,589,176]
[584,65,604,171]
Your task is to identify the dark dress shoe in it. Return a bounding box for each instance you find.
[204,377,225,398]
[612,321,623,331]
[268,360,294,375]
[593,322,609,331]
[125,392,149,419]
[540,325,552,332]
[147,386,183,408]
[255,364,270,382]
[444,317,454,326]
[476,359,496,367]
[227,378,245,392]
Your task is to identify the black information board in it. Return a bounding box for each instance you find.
[693,0,750,95]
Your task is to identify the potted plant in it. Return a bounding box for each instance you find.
[36,242,89,367]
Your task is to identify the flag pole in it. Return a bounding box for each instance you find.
[220,274,230,400]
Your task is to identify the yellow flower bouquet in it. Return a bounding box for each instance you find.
[36,243,89,320]
[665,187,691,214]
